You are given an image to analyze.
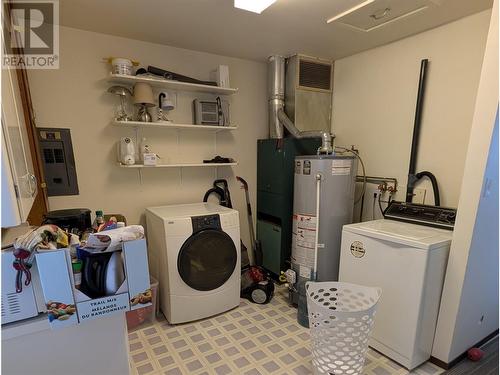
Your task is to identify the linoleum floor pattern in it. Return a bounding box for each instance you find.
[128,287,444,375]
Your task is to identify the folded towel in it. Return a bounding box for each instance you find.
[83,225,144,253]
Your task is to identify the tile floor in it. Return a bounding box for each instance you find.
[128,287,444,375]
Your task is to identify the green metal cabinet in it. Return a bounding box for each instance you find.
[256,138,321,277]
[257,220,282,276]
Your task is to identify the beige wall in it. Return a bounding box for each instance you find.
[331,10,491,208]
[433,0,498,362]
[28,26,268,247]
[331,8,496,363]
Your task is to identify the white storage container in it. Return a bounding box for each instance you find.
[126,276,159,330]
[36,239,151,329]
[112,58,133,76]
[306,281,381,375]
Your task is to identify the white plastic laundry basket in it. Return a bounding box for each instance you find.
[306,281,381,375]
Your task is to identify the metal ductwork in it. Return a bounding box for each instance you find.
[268,55,334,154]
[277,110,332,153]
[268,55,286,139]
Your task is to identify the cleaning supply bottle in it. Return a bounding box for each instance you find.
[139,138,151,163]
[72,259,82,289]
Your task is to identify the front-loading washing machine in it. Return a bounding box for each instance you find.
[339,202,456,369]
[146,203,240,324]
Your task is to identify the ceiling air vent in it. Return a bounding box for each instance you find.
[327,0,442,32]
[298,58,332,91]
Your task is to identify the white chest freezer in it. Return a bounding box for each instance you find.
[339,219,452,369]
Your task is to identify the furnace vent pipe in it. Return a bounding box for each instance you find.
[405,59,441,206]
[268,55,285,139]
[407,59,428,186]
[277,109,333,153]
[268,55,333,154]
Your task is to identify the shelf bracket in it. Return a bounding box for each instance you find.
[214,132,217,155]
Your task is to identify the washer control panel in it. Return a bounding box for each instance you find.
[384,201,457,230]
[192,214,221,232]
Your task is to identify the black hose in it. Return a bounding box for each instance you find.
[203,187,225,205]
[415,171,441,206]
[378,193,384,216]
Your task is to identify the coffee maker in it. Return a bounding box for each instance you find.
[42,208,92,236]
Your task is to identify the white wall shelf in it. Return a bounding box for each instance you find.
[108,73,238,181]
[108,74,238,95]
[113,120,237,132]
[118,162,238,168]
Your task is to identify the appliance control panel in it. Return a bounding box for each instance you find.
[384,201,457,230]
[192,214,221,232]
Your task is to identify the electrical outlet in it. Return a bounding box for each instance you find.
[413,188,427,204]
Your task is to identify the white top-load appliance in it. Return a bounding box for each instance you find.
[339,219,452,369]
[146,203,240,324]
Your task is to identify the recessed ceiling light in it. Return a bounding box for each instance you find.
[234,0,277,14]
[326,0,375,23]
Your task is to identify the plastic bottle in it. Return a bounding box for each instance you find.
[139,138,151,163]
[93,210,105,232]
[72,259,83,289]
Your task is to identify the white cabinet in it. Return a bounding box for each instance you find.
[2,314,130,375]
[1,67,37,226]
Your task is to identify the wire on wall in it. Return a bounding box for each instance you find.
[334,146,366,205]
[372,193,377,220]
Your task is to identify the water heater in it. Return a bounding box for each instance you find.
[291,155,357,300]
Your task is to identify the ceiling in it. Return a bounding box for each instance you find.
[59,0,492,61]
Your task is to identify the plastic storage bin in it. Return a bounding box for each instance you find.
[126,276,158,330]
[111,58,133,75]
[306,281,381,375]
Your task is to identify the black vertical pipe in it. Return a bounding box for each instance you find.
[406,59,429,202]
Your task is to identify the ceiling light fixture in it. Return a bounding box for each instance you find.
[234,0,276,14]
[326,0,375,23]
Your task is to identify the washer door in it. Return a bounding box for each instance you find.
[178,229,237,291]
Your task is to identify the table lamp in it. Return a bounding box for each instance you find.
[133,83,155,122]
[108,86,132,121]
